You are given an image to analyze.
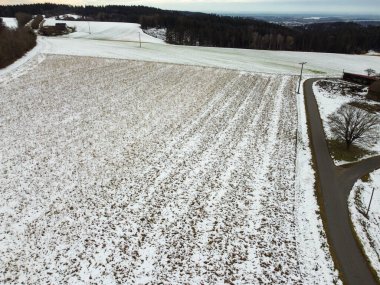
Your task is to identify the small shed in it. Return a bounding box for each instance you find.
[55,23,67,31]
[343,72,377,86]
[368,80,380,101]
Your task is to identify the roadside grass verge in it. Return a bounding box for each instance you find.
[349,102,380,114]
[308,69,326,75]
[327,139,375,163]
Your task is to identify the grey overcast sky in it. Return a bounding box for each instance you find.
[2,0,380,15]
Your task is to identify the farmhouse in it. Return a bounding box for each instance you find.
[368,80,380,101]
[343,72,377,86]
[39,23,71,36]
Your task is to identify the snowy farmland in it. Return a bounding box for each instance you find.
[2,17,18,28]
[3,16,380,74]
[0,55,338,284]
[42,36,380,75]
[43,18,164,44]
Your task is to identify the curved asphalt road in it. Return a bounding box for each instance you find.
[304,78,380,285]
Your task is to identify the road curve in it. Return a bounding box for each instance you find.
[303,78,380,285]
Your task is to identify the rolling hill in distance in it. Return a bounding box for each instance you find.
[1,4,380,54]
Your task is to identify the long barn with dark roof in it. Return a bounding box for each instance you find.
[343,72,378,86]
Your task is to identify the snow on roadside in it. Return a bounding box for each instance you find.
[312,79,380,165]
[349,169,380,279]
[295,80,342,284]
[41,36,380,75]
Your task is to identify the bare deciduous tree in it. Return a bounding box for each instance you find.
[328,104,380,149]
[31,15,44,30]
[364,68,376,76]
[15,12,32,28]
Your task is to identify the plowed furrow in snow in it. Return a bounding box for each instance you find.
[255,76,300,284]
[0,56,300,284]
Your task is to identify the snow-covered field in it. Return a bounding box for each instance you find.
[2,17,18,28]
[43,18,164,44]
[313,79,380,164]
[42,36,380,75]
[3,16,380,74]
[368,50,380,56]
[349,170,380,279]
[0,55,339,284]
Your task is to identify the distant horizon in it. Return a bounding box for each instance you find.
[222,12,380,17]
[2,0,380,17]
[3,3,380,19]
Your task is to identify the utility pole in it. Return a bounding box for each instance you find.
[366,187,375,218]
[297,62,307,94]
[139,32,141,48]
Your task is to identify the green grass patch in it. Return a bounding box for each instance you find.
[327,139,375,162]
[349,101,380,114]
[361,173,371,182]
[307,69,327,74]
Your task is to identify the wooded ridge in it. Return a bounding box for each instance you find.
[0,17,37,68]
[1,4,379,54]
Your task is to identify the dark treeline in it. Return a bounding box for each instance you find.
[0,18,37,68]
[141,14,297,50]
[0,4,170,22]
[294,22,380,54]
[1,4,379,54]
